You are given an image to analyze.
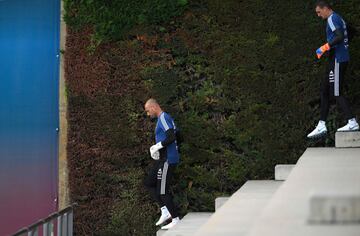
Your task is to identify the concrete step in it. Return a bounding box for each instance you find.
[247,148,360,236]
[194,180,282,236]
[275,164,295,180]
[157,229,166,236]
[157,212,212,236]
[215,197,229,211]
[335,131,360,148]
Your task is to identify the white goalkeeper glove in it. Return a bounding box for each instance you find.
[151,150,160,160]
[150,142,163,159]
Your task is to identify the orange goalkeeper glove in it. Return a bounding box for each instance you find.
[316,43,330,59]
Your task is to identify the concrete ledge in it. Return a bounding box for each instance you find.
[157,229,166,236]
[275,164,295,181]
[309,193,360,224]
[248,148,360,236]
[335,131,360,148]
[215,197,229,211]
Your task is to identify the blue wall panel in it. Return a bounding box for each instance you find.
[0,0,60,234]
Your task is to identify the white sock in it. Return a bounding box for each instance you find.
[319,120,326,125]
[349,118,357,123]
[172,217,180,222]
[161,206,170,215]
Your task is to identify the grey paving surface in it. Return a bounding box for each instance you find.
[194,180,282,236]
[248,148,360,236]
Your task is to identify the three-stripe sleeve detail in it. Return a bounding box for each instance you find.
[160,113,170,131]
[328,15,336,31]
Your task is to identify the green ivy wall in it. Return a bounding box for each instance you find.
[64,0,360,235]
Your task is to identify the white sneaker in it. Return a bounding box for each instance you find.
[337,118,359,132]
[156,207,171,226]
[307,120,327,138]
[161,217,180,230]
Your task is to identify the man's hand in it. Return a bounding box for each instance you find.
[150,142,163,159]
[316,43,330,59]
[151,150,160,160]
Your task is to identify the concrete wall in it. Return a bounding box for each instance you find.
[59,0,70,209]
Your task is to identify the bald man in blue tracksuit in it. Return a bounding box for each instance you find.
[307,1,359,138]
[144,98,180,230]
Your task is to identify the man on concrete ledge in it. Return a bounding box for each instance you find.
[307,0,359,138]
[144,98,180,230]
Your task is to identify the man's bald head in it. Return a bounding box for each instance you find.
[145,98,158,107]
[144,98,162,118]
